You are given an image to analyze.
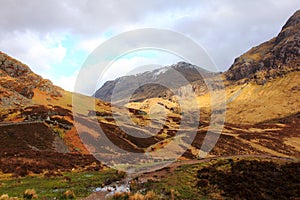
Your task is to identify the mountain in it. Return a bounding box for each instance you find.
[90,10,300,159]
[94,61,216,104]
[0,51,115,179]
[0,10,299,199]
[226,10,300,84]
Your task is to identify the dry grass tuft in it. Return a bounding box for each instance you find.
[23,189,38,199]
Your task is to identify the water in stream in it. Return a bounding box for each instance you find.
[94,179,131,198]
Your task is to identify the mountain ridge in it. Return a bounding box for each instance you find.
[94,61,217,104]
[225,10,300,83]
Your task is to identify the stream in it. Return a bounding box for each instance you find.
[92,179,131,199]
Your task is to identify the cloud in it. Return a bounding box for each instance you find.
[75,37,107,53]
[0,30,67,75]
[170,0,300,69]
[53,70,79,92]
[0,0,299,91]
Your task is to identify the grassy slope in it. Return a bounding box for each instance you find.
[225,71,300,124]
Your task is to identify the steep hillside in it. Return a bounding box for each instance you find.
[0,51,63,109]
[0,51,110,154]
[0,52,119,179]
[224,71,300,124]
[220,10,300,124]
[226,10,300,83]
[0,122,68,152]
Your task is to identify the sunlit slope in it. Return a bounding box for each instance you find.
[225,71,299,124]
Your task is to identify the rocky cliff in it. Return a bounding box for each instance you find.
[0,51,62,108]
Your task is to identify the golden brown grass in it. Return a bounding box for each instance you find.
[284,137,300,152]
[23,189,38,199]
[225,71,300,124]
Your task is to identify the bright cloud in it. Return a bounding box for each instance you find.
[0,30,67,77]
[53,70,79,92]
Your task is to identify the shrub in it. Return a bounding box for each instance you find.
[23,189,38,199]
[0,194,20,200]
[144,191,157,200]
[14,167,28,177]
[255,70,267,84]
[129,193,144,200]
[0,194,9,200]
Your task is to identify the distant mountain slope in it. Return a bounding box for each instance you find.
[94,61,216,104]
[226,10,300,83]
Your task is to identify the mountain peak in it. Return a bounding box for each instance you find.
[171,61,196,69]
[94,62,214,103]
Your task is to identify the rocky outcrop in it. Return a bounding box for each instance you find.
[0,53,31,77]
[226,10,300,83]
[0,85,32,109]
[0,51,62,102]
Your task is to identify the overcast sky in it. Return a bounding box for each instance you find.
[0,0,299,92]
